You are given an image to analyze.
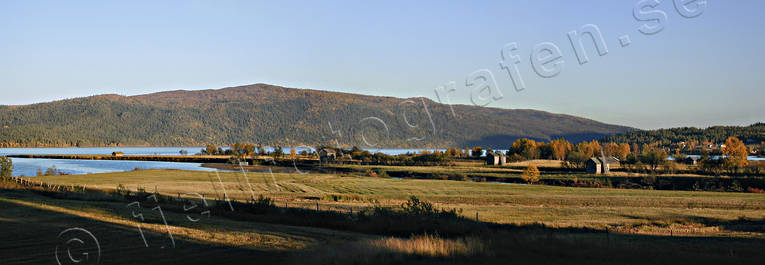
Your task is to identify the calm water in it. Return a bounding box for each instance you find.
[0,147,217,177]
[6,147,757,177]
[0,147,442,176]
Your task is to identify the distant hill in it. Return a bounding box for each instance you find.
[0,84,633,148]
[601,124,765,146]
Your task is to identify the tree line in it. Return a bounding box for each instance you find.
[600,123,765,153]
[454,136,756,174]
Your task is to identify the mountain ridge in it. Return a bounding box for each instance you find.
[0,83,634,148]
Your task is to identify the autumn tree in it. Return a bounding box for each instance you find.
[616,143,631,161]
[521,164,540,184]
[229,143,244,158]
[722,136,749,173]
[549,139,573,160]
[631,143,640,155]
[244,144,256,157]
[575,140,602,158]
[639,147,668,172]
[204,144,217,155]
[508,138,539,160]
[290,147,297,159]
[604,142,619,157]
[445,148,459,157]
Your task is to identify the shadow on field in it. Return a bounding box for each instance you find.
[4,183,765,265]
[0,199,282,265]
[681,216,765,233]
[619,213,765,234]
[5,198,765,265]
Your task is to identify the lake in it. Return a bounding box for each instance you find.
[0,147,444,176]
[0,147,217,176]
[6,147,758,177]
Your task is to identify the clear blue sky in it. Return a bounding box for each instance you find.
[1,0,763,129]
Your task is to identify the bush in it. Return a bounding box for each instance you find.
[401,196,438,216]
[0,156,12,180]
[375,169,388,178]
[521,165,540,184]
[252,194,275,208]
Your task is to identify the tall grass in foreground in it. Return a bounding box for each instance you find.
[368,234,485,257]
[289,234,487,265]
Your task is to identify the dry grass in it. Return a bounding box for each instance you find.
[5,181,765,265]
[367,234,485,257]
[505,159,563,167]
[25,169,765,237]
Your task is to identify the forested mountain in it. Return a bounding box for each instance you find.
[0,84,632,148]
[601,124,765,146]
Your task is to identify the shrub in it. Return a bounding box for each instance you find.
[0,156,13,180]
[252,194,275,208]
[401,196,438,216]
[375,169,388,178]
[521,165,540,184]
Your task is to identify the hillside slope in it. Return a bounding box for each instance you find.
[0,84,633,148]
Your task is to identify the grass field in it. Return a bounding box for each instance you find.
[5,167,765,264]
[25,169,765,237]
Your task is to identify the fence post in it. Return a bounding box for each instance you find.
[316,202,319,211]
[475,212,479,222]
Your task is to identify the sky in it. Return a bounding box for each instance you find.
[0,0,763,129]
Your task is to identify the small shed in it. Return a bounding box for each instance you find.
[680,156,699,165]
[486,152,499,165]
[112,151,124,157]
[586,157,602,174]
[586,157,619,174]
[486,152,507,166]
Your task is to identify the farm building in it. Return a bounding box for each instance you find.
[486,152,507,166]
[586,157,619,174]
[679,156,699,165]
[112,151,124,157]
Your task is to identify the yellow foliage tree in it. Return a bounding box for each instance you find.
[604,142,619,157]
[616,143,631,161]
[521,164,540,184]
[550,139,573,160]
[723,136,749,173]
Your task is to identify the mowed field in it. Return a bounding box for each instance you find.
[27,169,765,238]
